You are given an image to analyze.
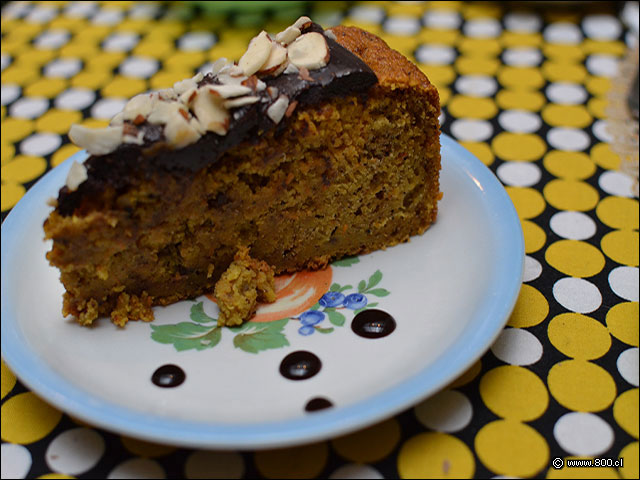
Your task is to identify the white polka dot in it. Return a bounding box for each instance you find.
[497,162,541,187]
[348,5,385,25]
[625,31,638,48]
[1,443,32,479]
[329,464,384,479]
[179,32,216,51]
[598,170,636,197]
[592,120,613,143]
[546,83,588,105]
[1,84,21,106]
[103,32,139,52]
[129,3,160,20]
[608,266,639,301]
[91,98,127,120]
[586,54,619,78]
[547,128,590,151]
[454,75,497,97]
[553,277,602,313]
[44,58,83,78]
[1,53,10,72]
[25,5,57,24]
[498,110,541,133]
[544,23,583,44]
[46,428,105,475]
[184,451,244,479]
[65,1,98,18]
[583,15,622,41]
[2,1,32,19]
[622,1,640,33]
[554,412,614,456]
[414,389,473,433]
[504,12,542,32]
[55,88,96,110]
[450,119,493,142]
[617,348,639,386]
[524,255,543,282]
[415,44,456,65]
[108,458,166,479]
[549,211,597,240]
[422,10,461,30]
[92,8,124,26]
[119,56,158,78]
[384,16,421,36]
[9,97,49,119]
[503,48,542,67]
[33,29,70,49]
[20,133,62,156]
[491,328,543,365]
[463,18,502,38]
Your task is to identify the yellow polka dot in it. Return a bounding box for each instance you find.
[1,155,47,184]
[101,76,147,99]
[463,3,502,19]
[164,51,206,71]
[150,71,193,90]
[591,143,621,170]
[146,21,187,40]
[24,78,68,99]
[72,27,111,44]
[480,366,549,421]
[587,97,608,118]
[545,240,605,277]
[506,186,546,220]
[332,418,400,463]
[459,141,493,166]
[208,42,248,63]
[37,474,76,479]
[546,459,620,479]
[1,359,16,400]
[379,34,420,58]
[437,87,451,106]
[59,43,98,60]
[508,284,549,328]
[86,52,126,71]
[601,230,639,266]
[1,182,26,211]
[493,133,546,161]
[449,359,482,389]
[1,392,63,444]
[606,302,639,347]
[447,95,497,120]
[619,442,639,479]
[475,420,549,478]
[115,19,153,34]
[0,36,28,56]
[548,313,611,360]
[498,66,545,90]
[36,110,82,135]
[386,2,425,16]
[458,38,501,57]
[586,76,612,98]
[15,49,57,67]
[501,32,542,47]
[543,151,596,180]
[398,432,475,479]
[79,118,110,129]
[418,29,459,46]
[2,142,16,165]
[455,56,500,76]
[542,44,585,61]
[543,62,587,83]
[51,144,81,168]
[523,220,546,254]
[121,436,177,457]
[544,180,599,212]
[71,70,113,90]
[496,89,545,111]
[597,197,639,231]
[582,39,627,56]
[419,65,456,87]
[133,40,174,59]
[548,360,616,412]
[1,66,39,86]
[542,105,592,129]
[5,22,42,41]
[614,389,639,439]
[254,442,328,479]
[49,16,87,32]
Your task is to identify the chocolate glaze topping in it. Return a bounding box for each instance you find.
[57,23,378,216]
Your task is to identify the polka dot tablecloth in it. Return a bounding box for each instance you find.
[1,1,639,478]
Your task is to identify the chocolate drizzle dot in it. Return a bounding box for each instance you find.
[351,309,396,338]
[151,364,185,388]
[279,351,321,380]
[305,397,333,412]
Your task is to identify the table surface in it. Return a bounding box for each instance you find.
[1,1,638,479]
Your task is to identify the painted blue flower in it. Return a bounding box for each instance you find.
[319,291,345,308]
[343,293,368,309]
[300,310,325,326]
[298,325,315,336]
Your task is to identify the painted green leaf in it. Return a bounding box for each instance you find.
[366,288,390,297]
[332,256,360,267]
[316,326,334,334]
[327,310,345,326]
[329,283,341,292]
[231,318,289,354]
[366,270,383,291]
[338,284,352,292]
[357,280,366,293]
[190,302,217,323]
[310,302,320,311]
[151,322,221,351]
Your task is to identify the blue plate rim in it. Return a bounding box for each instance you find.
[1,133,524,449]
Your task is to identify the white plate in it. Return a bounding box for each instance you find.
[1,134,523,449]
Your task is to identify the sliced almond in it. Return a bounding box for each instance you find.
[123,129,145,145]
[238,30,272,76]
[157,88,178,101]
[69,124,124,155]
[65,160,88,191]
[292,16,312,30]
[110,111,125,126]
[258,42,288,76]
[164,114,202,148]
[266,95,289,124]
[298,66,314,82]
[173,72,204,95]
[287,32,330,71]
[266,86,279,99]
[283,62,299,75]
[191,87,230,135]
[208,57,230,76]
[146,100,182,125]
[208,84,252,99]
[223,96,260,109]
[122,93,156,121]
[179,86,198,105]
[217,71,249,86]
[255,79,267,91]
[275,25,301,46]
[324,29,337,41]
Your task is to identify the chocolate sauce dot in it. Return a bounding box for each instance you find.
[351,309,396,338]
[305,397,333,412]
[152,364,185,388]
[279,351,321,380]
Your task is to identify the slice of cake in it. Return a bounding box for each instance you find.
[44,18,441,327]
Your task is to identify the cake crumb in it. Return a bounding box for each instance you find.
[214,246,277,327]
[110,291,154,327]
